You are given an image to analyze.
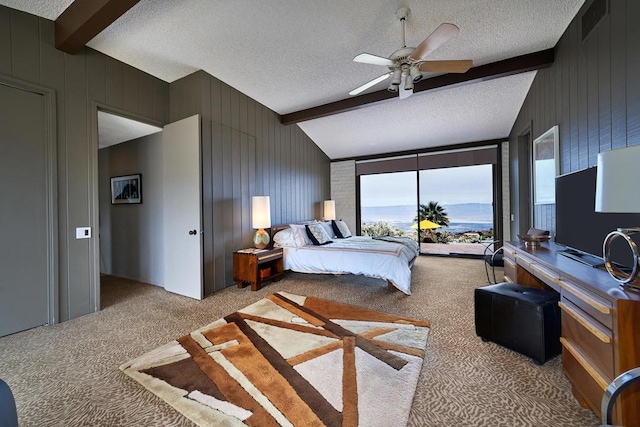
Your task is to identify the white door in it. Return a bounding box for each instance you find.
[162,115,203,299]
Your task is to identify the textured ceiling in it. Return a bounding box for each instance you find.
[299,72,537,159]
[97,111,162,149]
[0,0,72,19]
[1,0,585,159]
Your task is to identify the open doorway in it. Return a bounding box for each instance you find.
[95,110,203,307]
[96,110,163,308]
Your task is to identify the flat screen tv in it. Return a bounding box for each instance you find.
[555,166,640,268]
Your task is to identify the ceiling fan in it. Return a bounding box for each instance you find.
[349,7,473,99]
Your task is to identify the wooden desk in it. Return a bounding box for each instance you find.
[503,241,640,425]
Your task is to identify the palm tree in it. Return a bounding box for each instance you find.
[414,201,450,227]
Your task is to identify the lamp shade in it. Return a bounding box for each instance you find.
[251,196,271,229]
[596,145,640,213]
[324,200,336,221]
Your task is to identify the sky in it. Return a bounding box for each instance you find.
[360,164,493,207]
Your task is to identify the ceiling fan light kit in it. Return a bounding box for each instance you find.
[410,65,423,83]
[404,76,414,91]
[350,7,472,98]
[390,69,402,86]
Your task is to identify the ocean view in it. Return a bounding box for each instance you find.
[361,203,493,235]
[366,220,493,236]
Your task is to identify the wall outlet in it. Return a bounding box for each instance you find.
[76,227,91,239]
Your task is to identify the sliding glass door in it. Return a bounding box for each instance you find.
[418,164,494,255]
[360,171,418,241]
[357,146,500,256]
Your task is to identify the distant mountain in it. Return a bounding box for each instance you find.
[443,203,493,222]
[361,203,493,223]
[361,205,416,222]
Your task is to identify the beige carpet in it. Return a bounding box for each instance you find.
[0,256,599,426]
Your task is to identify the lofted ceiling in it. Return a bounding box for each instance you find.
[1,0,585,159]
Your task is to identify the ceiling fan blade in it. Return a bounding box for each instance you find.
[418,59,473,73]
[353,53,394,66]
[409,23,460,61]
[349,73,390,96]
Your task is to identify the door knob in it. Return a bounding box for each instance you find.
[188,230,197,235]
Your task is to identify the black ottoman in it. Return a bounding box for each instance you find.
[475,282,561,365]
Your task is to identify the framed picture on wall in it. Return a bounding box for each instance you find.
[111,174,142,204]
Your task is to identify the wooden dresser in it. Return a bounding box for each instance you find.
[502,241,640,425]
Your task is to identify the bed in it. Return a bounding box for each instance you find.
[271,222,419,295]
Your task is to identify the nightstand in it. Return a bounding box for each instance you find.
[233,247,284,291]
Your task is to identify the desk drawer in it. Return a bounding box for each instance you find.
[503,246,516,260]
[560,299,614,380]
[517,252,536,272]
[513,253,560,292]
[559,279,612,329]
[516,254,540,281]
[561,340,608,419]
[531,264,560,291]
[504,257,516,283]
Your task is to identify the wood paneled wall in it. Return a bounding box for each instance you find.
[0,6,169,321]
[509,0,640,238]
[169,71,331,294]
[1,5,329,318]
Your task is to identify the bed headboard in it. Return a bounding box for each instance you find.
[270,224,290,240]
[269,222,319,248]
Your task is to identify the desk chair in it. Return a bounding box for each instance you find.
[483,240,504,284]
[0,378,18,427]
[600,367,640,426]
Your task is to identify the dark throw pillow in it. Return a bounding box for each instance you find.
[305,223,333,245]
[331,219,352,239]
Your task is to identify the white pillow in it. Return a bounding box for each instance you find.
[273,228,299,247]
[289,224,313,246]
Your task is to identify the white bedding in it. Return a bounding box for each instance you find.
[280,236,419,295]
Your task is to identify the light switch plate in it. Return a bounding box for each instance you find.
[76,227,91,239]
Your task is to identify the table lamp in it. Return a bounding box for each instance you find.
[324,200,336,221]
[595,145,640,289]
[252,196,271,249]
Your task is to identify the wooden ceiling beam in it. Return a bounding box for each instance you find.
[55,0,141,54]
[280,48,554,126]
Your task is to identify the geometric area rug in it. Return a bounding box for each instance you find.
[120,292,430,427]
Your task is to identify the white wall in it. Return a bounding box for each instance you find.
[98,132,164,286]
[330,160,356,234]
